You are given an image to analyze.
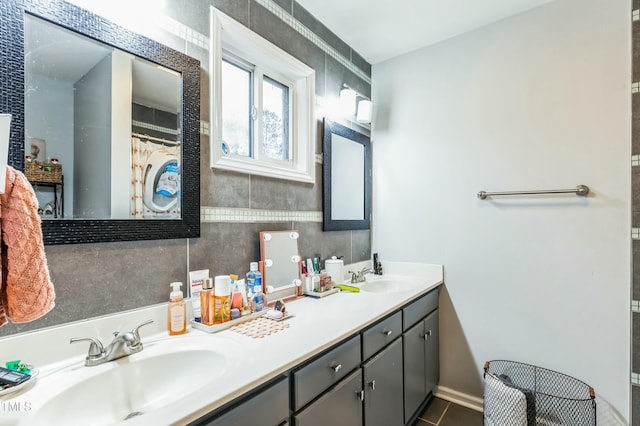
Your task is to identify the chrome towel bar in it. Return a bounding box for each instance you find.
[477,185,590,200]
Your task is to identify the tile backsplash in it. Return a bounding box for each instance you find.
[0,0,371,337]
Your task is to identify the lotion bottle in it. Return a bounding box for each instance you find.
[214,275,231,324]
[168,282,186,335]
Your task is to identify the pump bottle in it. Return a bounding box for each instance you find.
[168,282,186,335]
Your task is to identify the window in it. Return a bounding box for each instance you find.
[210,8,315,183]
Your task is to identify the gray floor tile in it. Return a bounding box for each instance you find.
[439,403,483,426]
[419,397,449,424]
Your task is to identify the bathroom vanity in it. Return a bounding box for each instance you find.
[0,262,442,426]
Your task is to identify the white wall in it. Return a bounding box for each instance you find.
[372,0,630,420]
[25,74,74,216]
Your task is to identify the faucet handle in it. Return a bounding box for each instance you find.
[131,319,154,344]
[70,337,104,360]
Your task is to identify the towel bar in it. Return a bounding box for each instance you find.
[477,185,589,200]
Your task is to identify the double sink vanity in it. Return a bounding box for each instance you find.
[0,262,442,426]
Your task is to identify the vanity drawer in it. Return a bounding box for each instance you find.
[293,334,361,411]
[362,311,402,361]
[403,287,439,331]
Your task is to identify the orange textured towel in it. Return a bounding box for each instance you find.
[0,166,55,326]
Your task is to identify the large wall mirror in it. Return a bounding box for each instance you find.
[322,119,371,231]
[0,0,200,244]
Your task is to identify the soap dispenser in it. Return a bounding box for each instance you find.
[168,282,187,335]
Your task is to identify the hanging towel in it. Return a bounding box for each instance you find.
[0,166,55,326]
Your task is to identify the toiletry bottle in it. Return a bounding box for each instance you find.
[230,276,244,310]
[252,285,265,312]
[200,278,214,326]
[214,275,231,324]
[168,282,186,335]
[246,262,263,297]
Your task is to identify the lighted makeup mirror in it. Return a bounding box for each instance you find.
[260,230,302,300]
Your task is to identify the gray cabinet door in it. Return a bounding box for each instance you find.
[363,338,404,426]
[294,369,363,426]
[403,320,426,423]
[424,309,439,396]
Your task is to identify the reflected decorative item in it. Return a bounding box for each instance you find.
[29,138,45,162]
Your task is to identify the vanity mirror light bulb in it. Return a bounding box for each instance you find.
[291,255,301,263]
[263,233,272,241]
[265,259,273,267]
[289,232,299,239]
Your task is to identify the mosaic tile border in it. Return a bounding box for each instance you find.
[633,155,640,166]
[633,372,640,385]
[633,82,640,93]
[253,0,371,85]
[201,207,322,223]
[634,9,639,22]
[155,1,370,85]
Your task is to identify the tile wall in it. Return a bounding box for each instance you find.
[634,0,640,423]
[0,0,372,337]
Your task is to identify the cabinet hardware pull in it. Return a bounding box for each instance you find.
[358,390,365,401]
[369,380,376,390]
[382,330,393,336]
[331,363,342,373]
[423,330,432,340]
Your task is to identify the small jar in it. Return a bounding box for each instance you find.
[50,158,59,164]
[25,155,32,162]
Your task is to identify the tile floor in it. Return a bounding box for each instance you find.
[415,397,483,426]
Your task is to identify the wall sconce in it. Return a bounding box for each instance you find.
[356,99,372,124]
[340,84,372,124]
[339,87,357,116]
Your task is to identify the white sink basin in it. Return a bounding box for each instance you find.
[361,277,422,293]
[12,334,243,426]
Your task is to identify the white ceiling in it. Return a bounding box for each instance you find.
[296,0,556,64]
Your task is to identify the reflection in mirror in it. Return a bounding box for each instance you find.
[260,231,301,300]
[25,14,181,220]
[0,0,201,244]
[322,119,371,231]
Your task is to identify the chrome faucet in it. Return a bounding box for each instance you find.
[349,267,373,283]
[70,319,153,367]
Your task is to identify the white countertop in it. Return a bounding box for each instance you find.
[0,262,443,425]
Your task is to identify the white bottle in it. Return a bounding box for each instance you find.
[168,282,186,335]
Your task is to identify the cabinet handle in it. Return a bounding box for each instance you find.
[382,329,393,336]
[358,390,365,401]
[423,330,432,340]
[369,380,376,391]
[330,363,342,373]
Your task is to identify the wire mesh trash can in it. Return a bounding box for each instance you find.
[483,360,596,426]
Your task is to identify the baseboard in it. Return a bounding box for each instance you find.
[434,385,484,413]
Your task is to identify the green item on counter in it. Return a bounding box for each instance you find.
[336,284,361,293]
[5,360,31,374]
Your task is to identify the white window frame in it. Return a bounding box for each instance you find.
[210,7,316,183]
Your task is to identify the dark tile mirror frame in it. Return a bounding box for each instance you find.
[322,118,371,231]
[0,0,200,244]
